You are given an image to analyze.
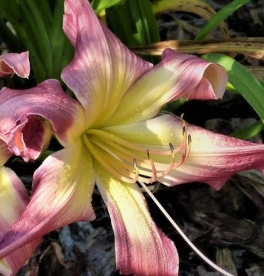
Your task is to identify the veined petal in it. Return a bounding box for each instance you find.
[95,162,178,276]
[0,167,41,276]
[0,79,85,151]
[106,49,227,125]
[0,140,95,259]
[6,115,52,162]
[62,0,152,127]
[20,117,53,160]
[0,52,30,78]
[104,114,264,189]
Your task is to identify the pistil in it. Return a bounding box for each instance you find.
[83,119,191,184]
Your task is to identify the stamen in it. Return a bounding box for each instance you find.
[85,121,191,185]
[188,134,191,144]
[158,143,176,176]
[170,119,192,169]
[184,134,192,163]
[83,135,136,183]
[87,129,151,153]
[135,119,191,182]
[139,181,234,276]
[147,149,157,183]
[182,125,186,136]
[133,158,139,182]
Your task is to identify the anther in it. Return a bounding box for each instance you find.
[188,134,191,145]
[168,119,191,171]
[132,158,139,182]
[147,149,157,183]
[162,143,176,176]
[182,125,186,136]
[147,149,150,159]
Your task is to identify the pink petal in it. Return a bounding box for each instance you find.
[62,0,152,127]
[5,115,51,162]
[0,52,30,78]
[106,49,227,125]
[0,79,85,157]
[95,162,178,276]
[0,140,95,260]
[104,114,264,190]
[0,167,41,275]
[162,117,264,189]
[19,116,53,160]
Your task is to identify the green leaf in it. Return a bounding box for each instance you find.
[203,53,264,123]
[92,0,124,12]
[231,120,264,140]
[106,0,160,62]
[195,0,250,40]
[49,0,73,81]
[106,0,160,46]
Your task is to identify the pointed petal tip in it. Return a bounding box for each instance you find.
[159,115,264,189]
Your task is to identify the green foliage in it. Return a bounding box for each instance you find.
[105,0,160,63]
[204,53,264,139]
[92,0,124,12]
[195,0,250,40]
[0,0,73,83]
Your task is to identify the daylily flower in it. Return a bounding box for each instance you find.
[1,1,264,275]
[0,51,42,275]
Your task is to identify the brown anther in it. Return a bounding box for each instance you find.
[147,149,150,159]
[132,158,139,182]
[188,134,192,145]
[169,143,174,152]
[147,149,157,183]
[182,125,186,136]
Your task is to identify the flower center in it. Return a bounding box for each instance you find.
[82,118,191,184]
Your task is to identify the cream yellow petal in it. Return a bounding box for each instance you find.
[106,49,227,125]
[95,161,178,275]
[62,0,152,128]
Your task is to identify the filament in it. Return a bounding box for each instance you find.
[84,117,191,184]
[139,181,234,276]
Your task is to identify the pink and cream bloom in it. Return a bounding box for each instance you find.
[1,1,264,275]
[0,51,42,275]
[0,78,86,276]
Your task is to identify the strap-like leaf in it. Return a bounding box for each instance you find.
[152,0,229,39]
[203,53,264,138]
[195,0,250,40]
